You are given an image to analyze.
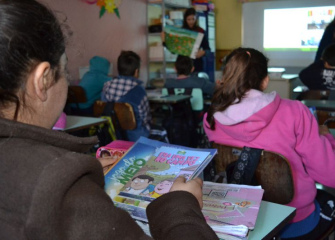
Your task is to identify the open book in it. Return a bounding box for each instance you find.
[202,182,264,239]
[164,25,204,59]
[104,137,217,222]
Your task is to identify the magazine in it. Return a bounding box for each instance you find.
[96,140,134,174]
[164,25,204,59]
[104,137,217,222]
[202,182,264,236]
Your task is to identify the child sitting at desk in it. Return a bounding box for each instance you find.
[102,51,150,141]
[165,55,215,98]
[0,1,218,239]
[299,43,335,90]
[101,51,167,142]
[204,47,335,239]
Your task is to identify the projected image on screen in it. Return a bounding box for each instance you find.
[264,6,335,51]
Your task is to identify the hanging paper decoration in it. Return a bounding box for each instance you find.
[82,0,122,19]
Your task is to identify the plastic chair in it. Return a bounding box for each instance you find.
[198,72,210,81]
[64,85,88,115]
[211,143,294,205]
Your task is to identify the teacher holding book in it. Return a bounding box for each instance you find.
[182,7,211,73]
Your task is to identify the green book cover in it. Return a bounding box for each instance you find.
[164,25,204,59]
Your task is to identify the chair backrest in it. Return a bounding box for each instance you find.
[67,86,87,105]
[162,88,203,111]
[212,143,294,205]
[297,90,330,100]
[93,101,136,140]
[197,72,210,81]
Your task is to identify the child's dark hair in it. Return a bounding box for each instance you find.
[132,175,154,182]
[322,43,335,66]
[0,0,65,120]
[182,8,198,30]
[175,55,193,76]
[206,47,268,130]
[117,51,141,76]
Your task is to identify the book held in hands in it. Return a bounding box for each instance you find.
[164,25,204,59]
[103,137,217,222]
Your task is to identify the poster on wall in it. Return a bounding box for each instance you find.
[82,0,123,19]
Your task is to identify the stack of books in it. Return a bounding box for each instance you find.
[99,137,264,239]
[202,182,264,240]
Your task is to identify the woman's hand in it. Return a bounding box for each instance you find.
[196,49,205,58]
[319,125,331,135]
[161,31,165,42]
[170,176,204,208]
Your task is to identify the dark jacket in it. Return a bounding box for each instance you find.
[314,23,335,62]
[0,118,218,240]
[299,60,335,90]
[165,75,215,96]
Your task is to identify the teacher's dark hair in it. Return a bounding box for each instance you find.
[206,48,268,130]
[182,8,198,30]
[0,0,65,120]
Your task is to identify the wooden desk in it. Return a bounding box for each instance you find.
[64,115,108,132]
[301,100,335,111]
[248,201,296,240]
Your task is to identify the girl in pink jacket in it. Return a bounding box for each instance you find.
[204,47,335,239]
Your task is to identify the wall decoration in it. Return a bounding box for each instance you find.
[82,0,122,18]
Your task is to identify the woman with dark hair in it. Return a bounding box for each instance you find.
[204,47,335,239]
[182,7,211,73]
[314,17,335,62]
[0,0,218,239]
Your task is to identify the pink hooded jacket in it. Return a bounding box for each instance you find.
[204,89,335,223]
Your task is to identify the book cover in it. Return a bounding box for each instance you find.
[164,25,204,59]
[104,137,217,222]
[96,140,135,174]
[202,182,264,231]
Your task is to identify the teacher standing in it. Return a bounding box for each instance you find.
[182,8,211,73]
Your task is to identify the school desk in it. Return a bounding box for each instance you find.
[248,201,295,240]
[148,94,192,104]
[63,115,108,132]
[302,99,335,111]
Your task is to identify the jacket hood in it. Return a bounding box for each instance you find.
[89,56,110,75]
[213,89,280,141]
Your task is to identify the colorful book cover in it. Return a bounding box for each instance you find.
[164,25,204,59]
[202,182,264,231]
[96,140,135,174]
[104,137,217,222]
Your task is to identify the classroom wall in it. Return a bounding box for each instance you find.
[211,0,280,70]
[39,0,148,84]
[211,0,243,70]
